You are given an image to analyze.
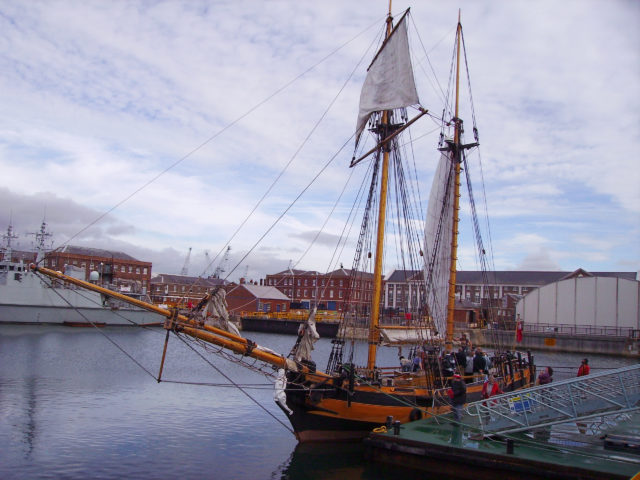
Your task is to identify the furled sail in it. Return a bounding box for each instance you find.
[293,306,320,362]
[423,151,455,336]
[202,289,241,336]
[355,13,419,146]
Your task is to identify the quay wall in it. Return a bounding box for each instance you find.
[470,329,640,357]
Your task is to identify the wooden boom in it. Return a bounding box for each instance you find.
[29,264,312,374]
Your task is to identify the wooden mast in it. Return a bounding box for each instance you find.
[445,11,463,352]
[366,0,394,372]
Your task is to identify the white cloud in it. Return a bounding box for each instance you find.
[0,0,638,281]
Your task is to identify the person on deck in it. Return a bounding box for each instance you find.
[455,347,467,374]
[412,354,422,372]
[448,373,467,422]
[459,333,472,352]
[400,356,411,372]
[577,358,590,377]
[481,374,503,402]
[537,366,553,385]
[472,347,487,374]
[442,353,455,377]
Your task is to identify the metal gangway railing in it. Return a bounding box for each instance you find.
[464,364,640,435]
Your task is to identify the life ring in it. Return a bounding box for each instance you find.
[409,408,423,421]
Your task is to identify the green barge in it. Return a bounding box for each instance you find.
[364,406,640,479]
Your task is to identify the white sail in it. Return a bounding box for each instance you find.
[355,14,419,145]
[423,151,455,336]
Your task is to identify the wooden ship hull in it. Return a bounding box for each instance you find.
[283,365,533,442]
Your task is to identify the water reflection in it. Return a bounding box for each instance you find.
[22,376,37,458]
[276,443,366,480]
[0,326,637,480]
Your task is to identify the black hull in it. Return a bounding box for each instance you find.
[281,368,532,442]
[241,317,339,338]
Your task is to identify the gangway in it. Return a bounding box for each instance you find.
[464,364,640,435]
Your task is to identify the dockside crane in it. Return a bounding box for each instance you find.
[181,247,192,276]
[212,246,231,279]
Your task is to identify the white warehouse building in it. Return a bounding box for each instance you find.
[516,270,640,330]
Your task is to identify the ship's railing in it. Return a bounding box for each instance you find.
[464,364,640,435]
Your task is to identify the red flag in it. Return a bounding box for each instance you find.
[516,321,523,343]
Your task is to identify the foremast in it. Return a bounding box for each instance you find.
[366,2,395,373]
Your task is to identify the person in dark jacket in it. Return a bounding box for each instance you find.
[448,373,467,422]
[455,347,467,374]
[472,348,487,374]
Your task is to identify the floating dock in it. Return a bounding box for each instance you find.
[364,365,640,479]
[364,413,640,479]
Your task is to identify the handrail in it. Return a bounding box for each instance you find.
[464,364,640,435]
[520,322,639,338]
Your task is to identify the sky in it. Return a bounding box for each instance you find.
[1,0,638,282]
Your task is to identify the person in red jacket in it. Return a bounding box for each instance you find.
[481,374,503,401]
[576,358,590,434]
[577,358,590,377]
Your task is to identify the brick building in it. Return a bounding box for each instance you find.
[384,269,638,325]
[225,281,290,315]
[149,274,226,307]
[264,268,376,313]
[43,245,152,294]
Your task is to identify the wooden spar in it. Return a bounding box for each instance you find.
[29,264,307,373]
[350,108,428,167]
[366,3,395,372]
[445,12,463,351]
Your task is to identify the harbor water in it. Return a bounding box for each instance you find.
[0,325,637,479]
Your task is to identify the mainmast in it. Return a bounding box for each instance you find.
[366,2,395,372]
[445,12,463,351]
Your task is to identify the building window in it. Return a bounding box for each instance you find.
[304,279,308,286]
[304,289,308,297]
[339,291,343,298]
[121,265,125,272]
[329,290,334,298]
[143,268,147,275]
[136,267,140,274]
[339,280,343,287]
[297,280,301,286]
[129,266,133,273]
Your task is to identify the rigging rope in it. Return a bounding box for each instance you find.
[172,332,295,434]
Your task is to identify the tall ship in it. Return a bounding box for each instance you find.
[0,222,161,326]
[31,4,534,441]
